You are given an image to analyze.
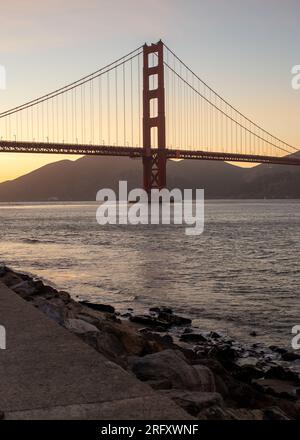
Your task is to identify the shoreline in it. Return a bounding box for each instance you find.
[1,264,299,420]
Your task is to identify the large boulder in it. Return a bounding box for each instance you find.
[79,301,115,314]
[159,390,223,416]
[263,406,290,420]
[253,378,299,400]
[130,349,216,391]
[100,322,144,354]
[0,270,24,288]
[180,333,207,343]
[11,280,37,299]
[65,318,99,334]
[80,320,161,366]
[157,311,192,326]
[130,315,170,329]
[37,299,68,325]
[198,406,264,420]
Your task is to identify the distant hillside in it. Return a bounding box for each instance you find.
[0,155,299,201]
[243,162,300,198]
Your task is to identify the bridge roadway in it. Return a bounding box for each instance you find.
[0,281,190,420]
[1,140,300,166]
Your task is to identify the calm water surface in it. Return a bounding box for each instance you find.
[0,200,299,348]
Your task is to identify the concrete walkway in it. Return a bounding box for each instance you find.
[0,281,190,420]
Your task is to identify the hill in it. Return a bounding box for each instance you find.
[0,155,299,201]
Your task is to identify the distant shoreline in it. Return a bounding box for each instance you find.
[1,198,300,204]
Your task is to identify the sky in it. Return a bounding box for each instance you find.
[0,0,300,182]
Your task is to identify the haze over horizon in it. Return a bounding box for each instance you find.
[0,0,300,182]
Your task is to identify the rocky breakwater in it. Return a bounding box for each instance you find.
[0,264,299,420]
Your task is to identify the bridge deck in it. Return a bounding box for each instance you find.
[1,140,300,166]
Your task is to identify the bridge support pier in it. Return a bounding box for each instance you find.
[143,41,166,196]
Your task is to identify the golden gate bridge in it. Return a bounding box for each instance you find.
[0,40,299,194]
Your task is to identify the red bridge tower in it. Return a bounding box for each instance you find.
[143,40,167,195]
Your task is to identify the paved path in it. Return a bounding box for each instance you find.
[0,281,190,420]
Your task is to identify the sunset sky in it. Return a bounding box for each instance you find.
[0,0,300,182]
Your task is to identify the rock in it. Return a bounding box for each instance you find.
[249,331,257,337]
[180,333,207,343]
[152,326,167,333]
[149,306,173,314]
[149,307,161,314]
[85,316,161,366]
[37,300,67,325]
[208,331,221,339]
[269,345,287,355]
[9,277,59,301]
[148,306,191,326]
[159,390,223,416]
[32,280,44,291]
[263,406,290,420]
[253,378,298,400]
[234,357,265,382]
[180,347,199,362]
[121,312,132,318]
[65,318,99,334]
[198,358,261,406]
[265,366,299,382]
[198,406,263,420]
[130,315,170,329]
[183,327,193,334]
[213,374,229,398]
[95,331,127,364]
[225,408,264,420]
[57,291,71,303]
[130,349,216,391]
[234,365,264,383]
[79,301,115,314]
[75,313,101,327]
[281,352,300,362]
[211,344,239,363]
[77,330,127,368]
[138,327,150,334]
[11,280,37,299]
[139,332,175,353]
[146,379,173,390]
[98,320,154,359]
[12,281,33,295]
[236,356,259,368]
[0,270,24,287]
[158,311,192,326]
[197,405,229,420]
[160,334,174,345]
[0,264,7,276]
[36,284,57,300]
[161,306,173,314]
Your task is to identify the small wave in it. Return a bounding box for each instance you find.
[22,238,56,244]
[23,238,40,244]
